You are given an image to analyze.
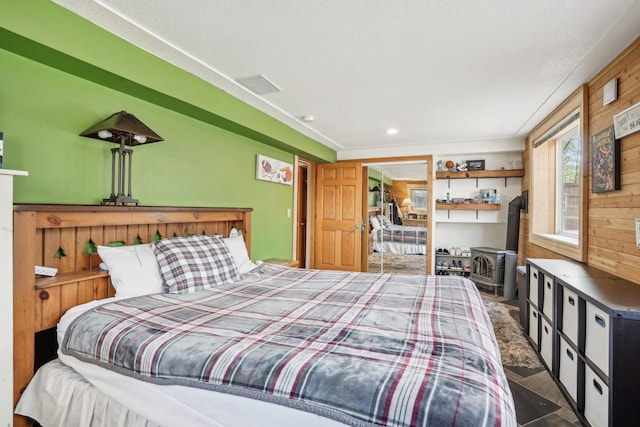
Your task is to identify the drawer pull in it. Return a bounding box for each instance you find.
[593,379,603,395]
[595,314,606,328]
[544,325,549,334]
[533,272,538,279]
[568,296,575,306]
[532,311,537,318]
[546,281,551,289]
[566,349,574,360]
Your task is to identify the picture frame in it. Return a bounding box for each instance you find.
[591,125,620,193]
[466,160,485,171]
[256,155,293,185]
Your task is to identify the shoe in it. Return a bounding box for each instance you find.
[455,247,462,256]
[442,248,449,255]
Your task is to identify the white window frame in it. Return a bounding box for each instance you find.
[554,120,580,238]
[529,86,587,261]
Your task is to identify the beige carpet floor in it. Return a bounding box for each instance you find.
[367,251,426,274]
[481,292,542,369]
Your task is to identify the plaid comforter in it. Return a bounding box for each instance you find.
[374,225,427,245]
[62,265,515,427]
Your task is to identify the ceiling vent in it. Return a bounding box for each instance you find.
[236,74,281,95]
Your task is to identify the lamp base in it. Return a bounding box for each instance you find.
[101,194,139,206]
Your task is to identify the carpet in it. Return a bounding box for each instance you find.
[481,294,542,369]
[367,251,426,275]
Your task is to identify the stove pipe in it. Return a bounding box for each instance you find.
[506,196,522,252]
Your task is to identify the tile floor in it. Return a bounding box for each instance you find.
[499,298,582,426]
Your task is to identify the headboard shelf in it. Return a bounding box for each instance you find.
[36,270,110,289]
[13,204,253,427]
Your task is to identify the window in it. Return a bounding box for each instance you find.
[407,183,428,216]
[529,87,587,261]
[410,187,428,211]
[556,122,580,237]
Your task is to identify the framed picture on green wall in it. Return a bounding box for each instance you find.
[256,155,293,185]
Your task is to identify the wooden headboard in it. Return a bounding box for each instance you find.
[12,204,252,425]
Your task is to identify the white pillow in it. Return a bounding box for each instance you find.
[369,216,381,231]
[223,236,256,274]
[97,243,164,298]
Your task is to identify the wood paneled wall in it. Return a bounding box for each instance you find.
[390,180,428,212]
[521,36,640,284]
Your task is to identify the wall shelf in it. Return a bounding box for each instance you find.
[436,169,524,188]
[35,269,109,289]
[436,203,500,219]
[436,203,500,210]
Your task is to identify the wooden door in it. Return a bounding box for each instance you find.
[314,161,363,271]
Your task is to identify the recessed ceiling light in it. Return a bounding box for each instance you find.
[301,115,315,123]
[236,74,281,95]
[386,128,398,135]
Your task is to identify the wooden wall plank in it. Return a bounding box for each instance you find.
[40,286,60,330]
[60,283,79,319]
[78,280,94,303]
[524,35,640,285]
[59,227,75,274]
[75,227,91,271]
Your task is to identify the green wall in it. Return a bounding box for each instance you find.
[0,0,337,260]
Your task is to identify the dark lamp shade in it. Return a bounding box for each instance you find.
[80,111,163,145]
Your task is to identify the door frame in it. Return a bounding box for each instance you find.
[293,156,315,267]
[350,155,434,274]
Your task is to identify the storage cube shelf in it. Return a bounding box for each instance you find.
[526,259,640,427]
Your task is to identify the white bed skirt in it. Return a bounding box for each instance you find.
[15,359,159,427]
[372,241,426,255]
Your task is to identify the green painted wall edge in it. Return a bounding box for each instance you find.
[0,0,336,163]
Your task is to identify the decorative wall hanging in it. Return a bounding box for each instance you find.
[256,154,293,185]
[466,160,485,171]
[591,125,620,193]
[613,101,640,139]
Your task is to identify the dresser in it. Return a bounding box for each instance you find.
[526,259,640,427]
[402,218,427,227]
[1,169,27,427]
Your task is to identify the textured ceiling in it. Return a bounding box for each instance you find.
[54,0,640,157]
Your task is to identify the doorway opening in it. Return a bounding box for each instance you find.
[294,157,313,268]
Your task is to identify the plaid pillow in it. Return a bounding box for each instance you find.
[153,235,240,294]
[378,215,393,229]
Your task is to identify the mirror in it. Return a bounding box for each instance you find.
[365,160,429,275]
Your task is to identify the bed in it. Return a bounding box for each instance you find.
[370,215,427,255]
[13,205,515,427]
